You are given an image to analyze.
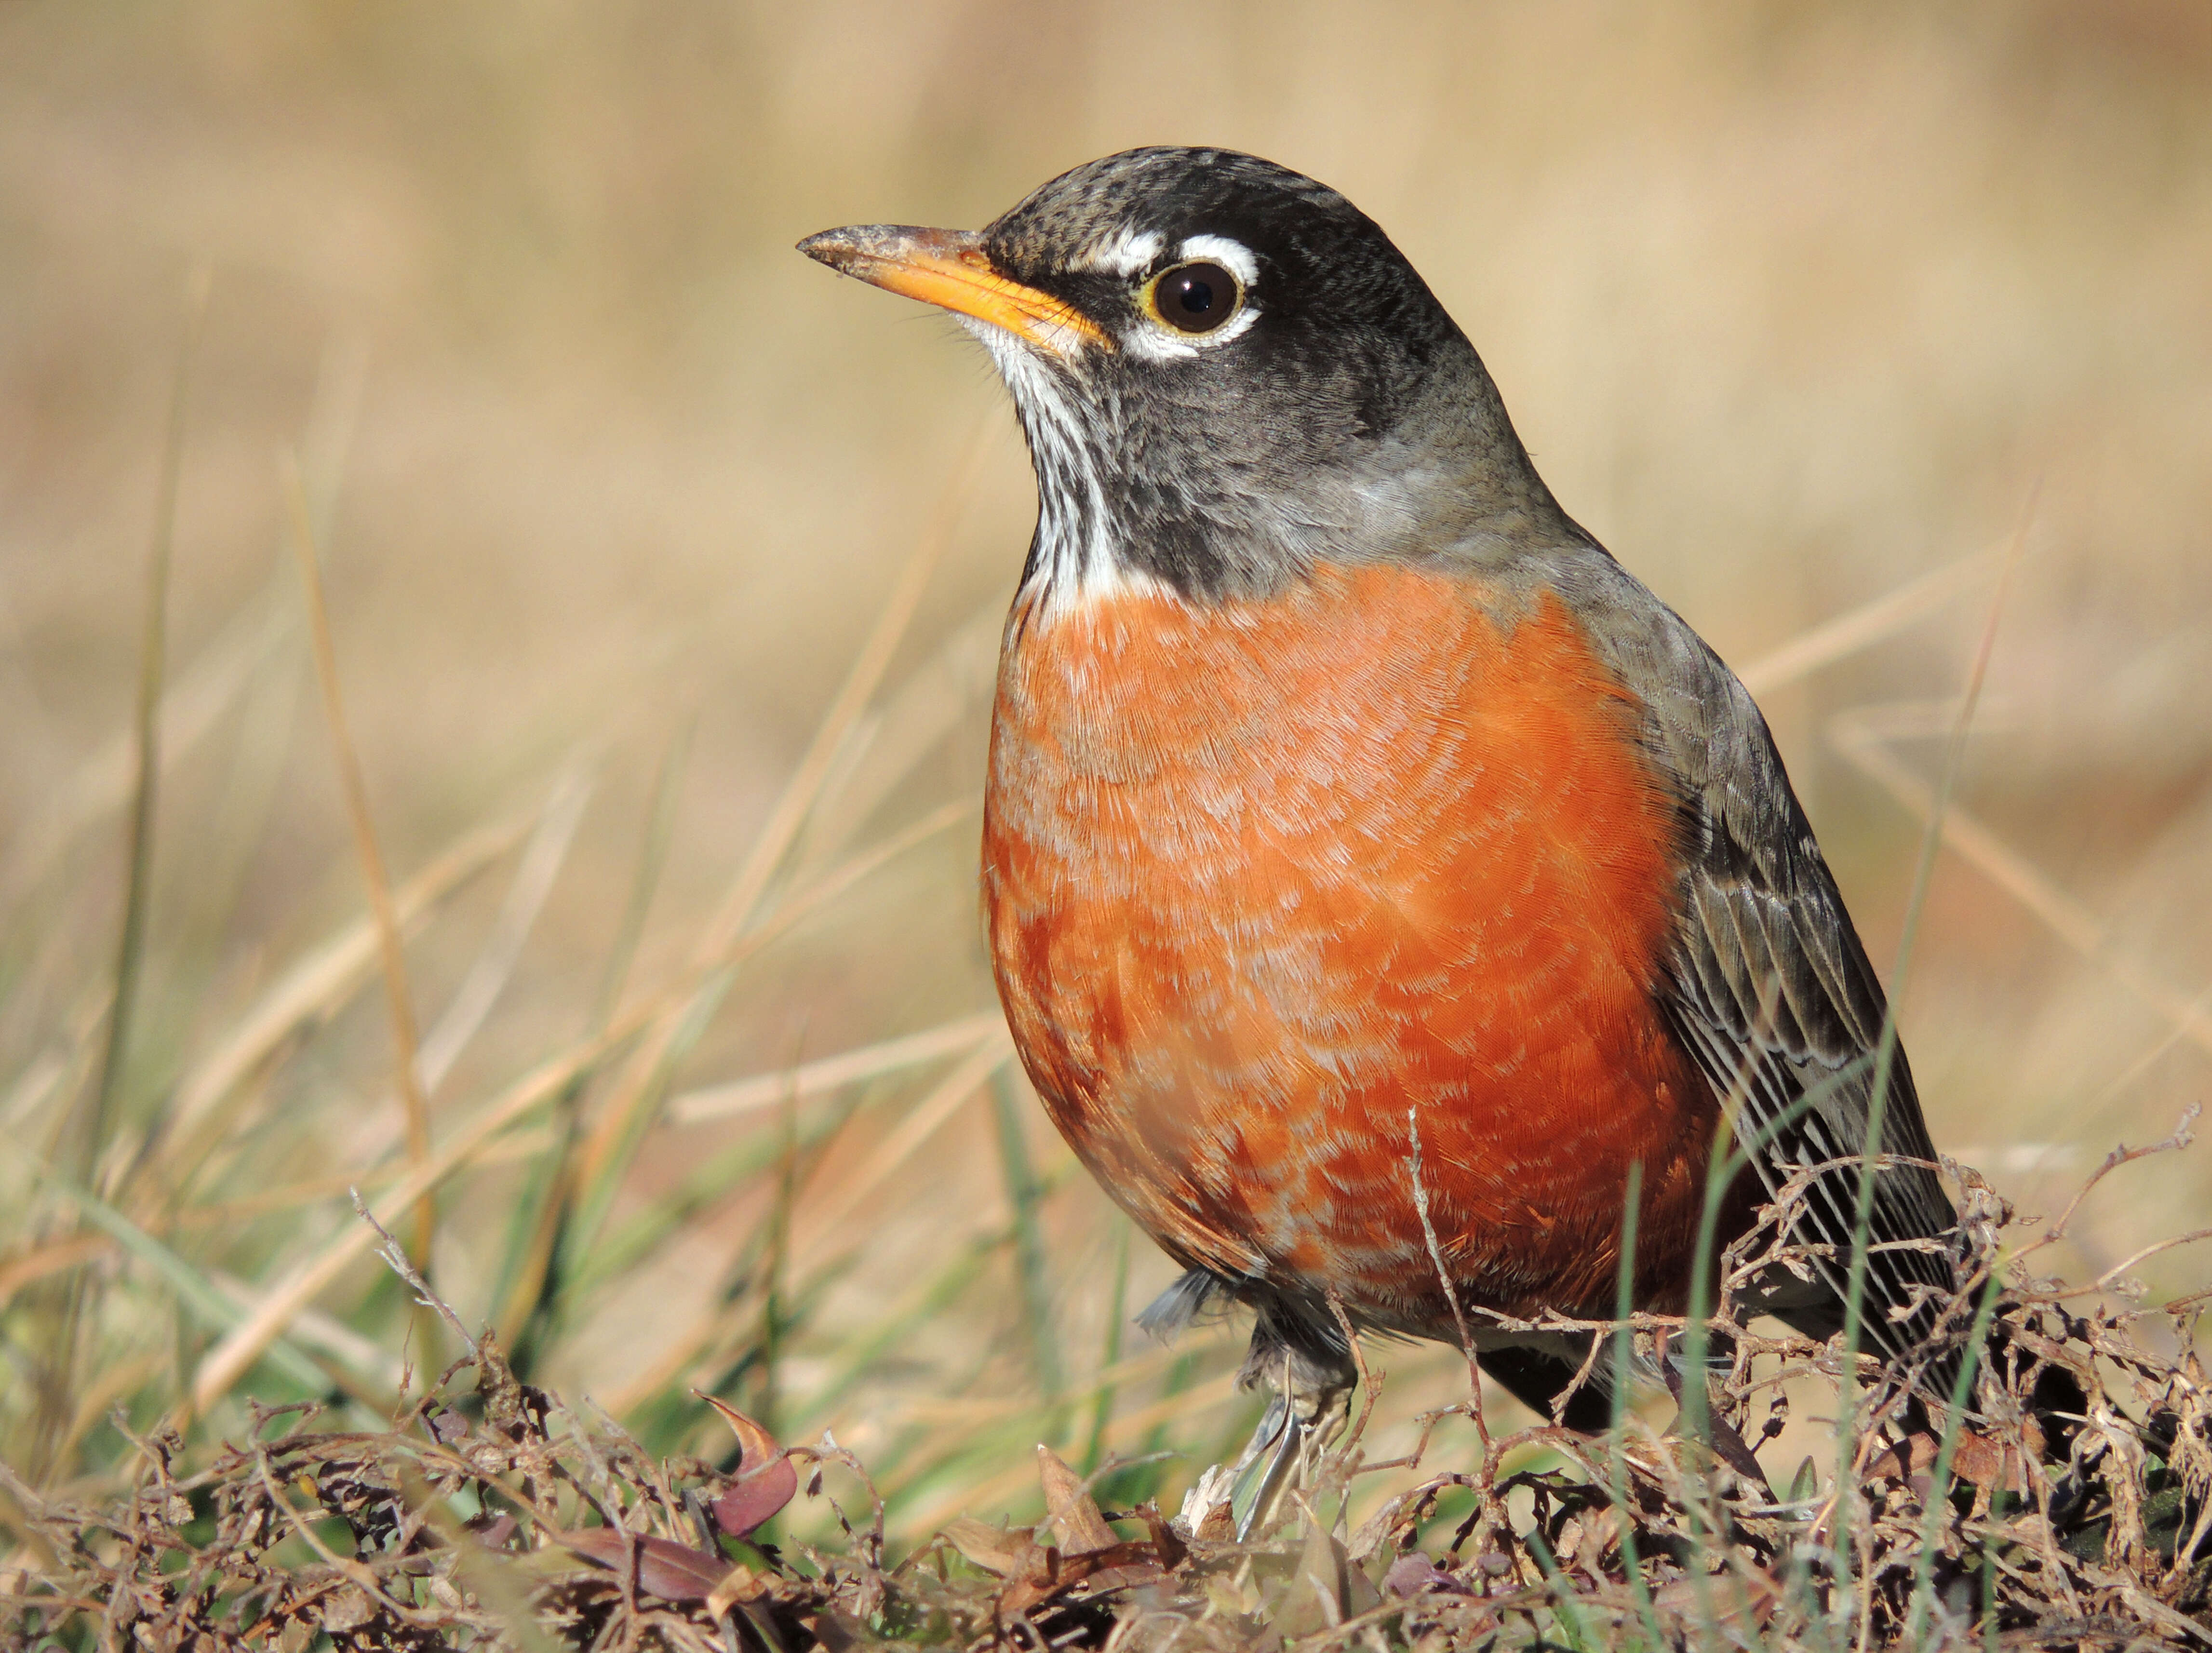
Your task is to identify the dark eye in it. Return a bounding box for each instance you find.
[1148,261,1241,334]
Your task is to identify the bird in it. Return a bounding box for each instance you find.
[799,148,1971,1528]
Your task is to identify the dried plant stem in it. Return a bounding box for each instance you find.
[349,1187,479,1361]
[166,811,527,1140]
[491,730,687,1351]
[666,1011,1005,1127]
[188,1019,631,1414]
[1405,1106,1487,1454]
[569,413,988,1234]
[1831,717,2212,1061]
[188,799,966,1414]
[282,454,435,1277]
[33,266,211,1487]
[2020,1102,2200,1261]
[792,1033,1011,1266]
[695,417,991,966]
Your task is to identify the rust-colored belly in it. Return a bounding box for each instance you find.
[983,563,1721,1333]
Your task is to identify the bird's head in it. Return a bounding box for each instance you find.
[801,148,1559,605]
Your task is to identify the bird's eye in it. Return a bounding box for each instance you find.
[1146,261,1241,335]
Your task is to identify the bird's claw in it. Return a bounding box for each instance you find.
[1220,1377,1352,1541]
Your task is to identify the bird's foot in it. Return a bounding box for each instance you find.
[1155,1284,1360,1542]
[1217,1374,1353,1541]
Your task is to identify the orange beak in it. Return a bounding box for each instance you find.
[798,225,1108,355]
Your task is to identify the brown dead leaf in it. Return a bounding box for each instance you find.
[1953,1429,2030,1494]
[554,1528,731,1601]
[699,1394,799,1538]
[995,1540,1168,1618]
[1036,1444,1118,1555]
[1196,1496,1236,1542]
[1137,1502,1187,1572]
[1872,1432,1940,1483]
[1874,1428,2028,1494]
[942,1516,1036,1576]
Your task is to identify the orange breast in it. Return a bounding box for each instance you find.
[983,562,1722,1333]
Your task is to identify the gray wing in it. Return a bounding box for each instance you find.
[1571,558,1961,1365]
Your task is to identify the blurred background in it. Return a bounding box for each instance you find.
[1,0,2207,1539]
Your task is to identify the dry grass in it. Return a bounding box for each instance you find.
[3,1136,2204,1649]
[1,2,2209,1646]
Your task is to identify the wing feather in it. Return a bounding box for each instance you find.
[1572,565,1961,1365]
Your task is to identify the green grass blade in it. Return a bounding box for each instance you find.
[1081,1221,1130,1475]
[29,1156,329,1395]
[81,266,209,1193]
[1606,1163,1667,1649]
[1833,495,2029,1602]
[990,1063,1060,1403]
[1902,1266,2006,1647]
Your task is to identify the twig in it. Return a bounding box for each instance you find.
[1406,1105,1488,1452]
[2021,1103,2200,1260]
[2032,1226,2212,1302]
[350,1187,480,1360]
[1321,1286,1380,1495]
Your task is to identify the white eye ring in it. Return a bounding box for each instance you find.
[1174,233,1259,287]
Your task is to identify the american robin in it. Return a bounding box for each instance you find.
[801,149,1965,1519]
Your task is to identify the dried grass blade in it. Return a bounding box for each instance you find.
[564,388,984,1235]
[665,1015,1004,1128]
[691,419,989,967]
[1829,712,2212,1058]
[791,601,1002,878]
[490,731,686,1348]
[1833,489,2029,1617]
[0,583,282,919]
[282,455,433,1261]
[790,1032,1010,1267]
[0,327,357,920]
[1737,543,2002,699]
[166,814,526,1139]
[566,798,973,1251]
[300,764,596,1174]
[186,1010,640,1413]
[19,1153,327,1393]
[414,760,596,1096]
[0,1234,112,1309]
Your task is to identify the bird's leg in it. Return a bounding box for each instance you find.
[1226,1344,1356,1541]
